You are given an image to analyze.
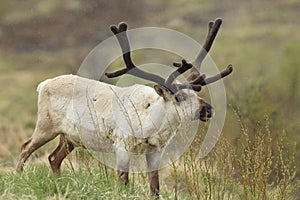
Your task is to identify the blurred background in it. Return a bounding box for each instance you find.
[0,0,299,178]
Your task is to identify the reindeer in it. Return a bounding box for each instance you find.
[16,18,232,197]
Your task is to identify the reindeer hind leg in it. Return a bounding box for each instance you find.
[48,135,74,176]
[16,125,59,172]
[16,131,57,172]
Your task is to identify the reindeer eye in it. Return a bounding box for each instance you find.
[175,95,181,102]
[145,103,151,109]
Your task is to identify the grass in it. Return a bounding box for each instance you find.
[0,164,147,199]
[0,120,298,199]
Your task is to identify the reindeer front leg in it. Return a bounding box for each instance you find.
[146,151,162,197]
[116,148,130,185]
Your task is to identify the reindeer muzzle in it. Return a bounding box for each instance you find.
[195,103,214,122]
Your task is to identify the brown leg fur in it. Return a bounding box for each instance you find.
[117,170,129,185]
[146,153,160,197]
[116,149,130,185]
[148,170,159,197]
[48,135,74,176]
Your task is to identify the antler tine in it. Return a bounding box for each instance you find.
[186,18,233,89]
[105,22,130,78]
[193,18,222,69]
[201,64,233,86]
[172,62,183,68]
[165,60,193,86]
[105,22,166,86]
[187,18,222,82]
[191,64,233,86]
[208,21,214,32]
[190,74,206,85]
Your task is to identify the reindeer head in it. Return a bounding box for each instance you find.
[105,20,232,126]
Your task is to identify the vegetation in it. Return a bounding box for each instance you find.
[0,123,298,199]
[0,0,299,199]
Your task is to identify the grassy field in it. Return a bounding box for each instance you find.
[0,130,297,199]
[0,0,299,199]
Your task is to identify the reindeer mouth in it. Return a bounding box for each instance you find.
[195,103,214,122]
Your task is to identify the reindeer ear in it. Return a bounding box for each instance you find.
[154,85,170,101]
[154,85,165,97]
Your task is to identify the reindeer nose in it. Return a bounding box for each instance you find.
[196,103,214,122]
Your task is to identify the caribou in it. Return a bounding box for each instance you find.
[16,18,233,197]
